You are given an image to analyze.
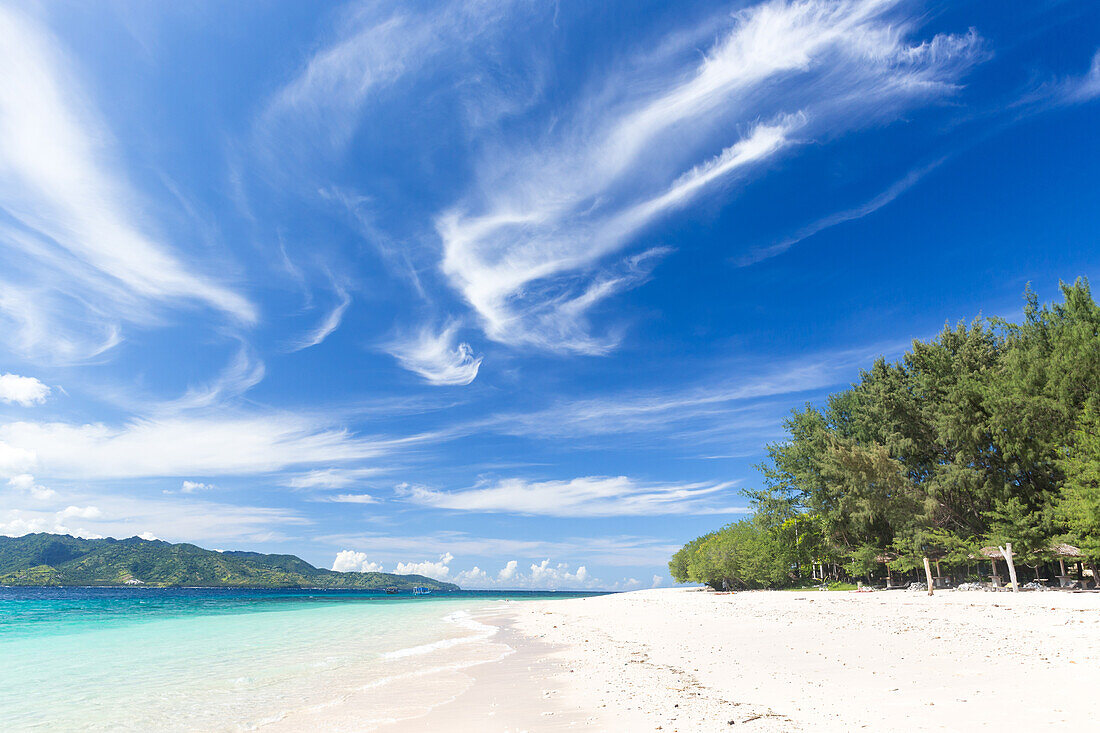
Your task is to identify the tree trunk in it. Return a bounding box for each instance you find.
[923,557,935,597]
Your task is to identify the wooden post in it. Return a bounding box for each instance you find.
[999,543,1019,592]
[923,556,934,597]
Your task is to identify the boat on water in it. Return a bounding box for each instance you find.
[383,587,399,594]
[412,586,431,595]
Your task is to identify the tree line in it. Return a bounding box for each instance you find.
[670,280,1100,590]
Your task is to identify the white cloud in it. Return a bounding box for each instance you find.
[387,323,482,386]
[7,473,56,500]
[492,340,909,446]
[436,0,981,351]
[527,559,592,589]
[329,493,378,504]
[284,468,385,490]
[180,480,215,494]
[394,552,454,580]
[0,515,100,539]
[163,347,265,411]
[1059,49,1100,104]
[0,493,307,544]
[0,442,36,477]
[258,0,521,163]
[651,574,664,588]
[320,531,680,567]
[59,505,101,520]
[137,531,159,541]
[738,158,944,265]
[332,550,384,573]
[290,284,351,351]
[0,373,50,406]
[497,559,518,581]
[0,6,255,360]
[399,475,742,517]
[455,566,488,584]
[0,413,410,480]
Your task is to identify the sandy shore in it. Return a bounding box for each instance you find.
[393,587,1100,732]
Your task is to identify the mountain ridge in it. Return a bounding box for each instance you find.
[0,533,459,590]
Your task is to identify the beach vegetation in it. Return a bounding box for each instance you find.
[672,280,1100,589]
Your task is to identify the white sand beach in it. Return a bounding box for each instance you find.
[396,587,1100,732]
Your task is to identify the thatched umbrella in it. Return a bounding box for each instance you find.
[1049,543,1085,587]
[978,546,1005,587]
[875,552,899,587]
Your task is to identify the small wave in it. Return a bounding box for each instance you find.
[381,611,498,660]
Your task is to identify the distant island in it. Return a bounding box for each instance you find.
[0,533,459,591]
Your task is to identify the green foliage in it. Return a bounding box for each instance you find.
[1057,405,1100,561]
[672,280,1100,587]
[0,533,460,591]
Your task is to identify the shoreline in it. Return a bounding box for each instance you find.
[382,587,1100,732]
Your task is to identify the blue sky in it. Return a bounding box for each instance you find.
[0,0,1098,589]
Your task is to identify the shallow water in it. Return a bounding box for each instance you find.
[0,587,598,731]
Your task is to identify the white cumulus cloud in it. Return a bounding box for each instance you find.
[0,373,50,406]
[7,473,56,500]
[394,552,454,580]
[58,505,101,520]
[332,550,385,573]
[498,559,518,581]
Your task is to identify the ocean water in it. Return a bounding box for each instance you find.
[0,587,597,731]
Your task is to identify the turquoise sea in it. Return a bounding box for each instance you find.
[0,587,598,731]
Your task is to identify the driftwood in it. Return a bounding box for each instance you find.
[998,543,1020,592]
[922,557,935,597]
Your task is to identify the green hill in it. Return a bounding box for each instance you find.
[0,533,459,590]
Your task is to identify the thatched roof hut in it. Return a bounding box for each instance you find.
[1049,542,1084,559]
[978,546,1003,560]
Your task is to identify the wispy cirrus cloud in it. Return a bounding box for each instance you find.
[386,323,483,386]
[160,346,266,412]
[257,0,523,165]
[0,5,255,361]
[738,158,946,265]
[436,0,983,353]
[0,413,419,481]
[397,475,743,517]
[284,467,386,490]
[289,283,352,352]
[1,492,308,544]
[1065,49,1100,103]
[491,341,908,444]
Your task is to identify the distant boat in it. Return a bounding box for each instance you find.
[383,587,399,594]
[412,586,431,595]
